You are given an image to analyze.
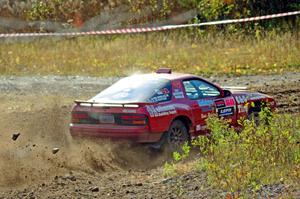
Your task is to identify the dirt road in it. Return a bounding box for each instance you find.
[0,73,299,198]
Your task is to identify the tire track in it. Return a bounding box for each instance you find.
[256,82,300,114]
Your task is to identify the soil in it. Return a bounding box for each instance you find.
[0,73,299,198]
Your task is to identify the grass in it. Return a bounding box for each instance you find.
[0,31,299,76]
[164,109,300,197]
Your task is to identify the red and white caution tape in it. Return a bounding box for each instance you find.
[0,11,299,38]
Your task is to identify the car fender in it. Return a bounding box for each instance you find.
[145,102,194,133]
[167,103,194,132]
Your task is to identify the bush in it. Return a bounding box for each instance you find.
[165,109,300,196]
[26,0,102,23]
[195,109,300,195]
[2,0,299,32]
[163,142,190,177]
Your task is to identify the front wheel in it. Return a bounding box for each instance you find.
[248,111,260,126]
[165,120,189,152]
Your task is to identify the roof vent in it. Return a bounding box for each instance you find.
[156,68,172,74]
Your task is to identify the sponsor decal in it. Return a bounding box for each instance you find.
[173,103,190,110]
[198,99,214,112]
[161,88,170,94]
[173,89,184,99]
[235,95,248,104]
[249,93,264,101]
[149,94,169,103]
[201,106,213,112]
[225,98,235,106]
[214,100,225,108]
[154,88,163,95]
[149,87,171,102]
[196,124,207,131]
[198,99,214,107]
[217,107,234,117]
[155,105,175,112]
[173,81,182,88]
[238,104,248,113]
[146,105,177,117]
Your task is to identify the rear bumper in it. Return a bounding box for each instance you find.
[69,123,162,143]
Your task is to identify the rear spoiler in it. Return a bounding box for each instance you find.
[221,86,249,91]
[74,100,151,108]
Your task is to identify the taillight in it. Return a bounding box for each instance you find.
[119,114,148,126]
[71,112,88,123]
[71,111,148,126]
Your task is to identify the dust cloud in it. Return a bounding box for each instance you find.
[0,96,165,190]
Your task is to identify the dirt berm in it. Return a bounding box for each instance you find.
[0,73,299,198]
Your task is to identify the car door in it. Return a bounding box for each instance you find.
[182,79,236,134]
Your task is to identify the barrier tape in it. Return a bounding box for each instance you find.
[0,10,299,38]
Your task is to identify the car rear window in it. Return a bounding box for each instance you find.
[91,75,172,103]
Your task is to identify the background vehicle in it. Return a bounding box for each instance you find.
[70,68,276,149]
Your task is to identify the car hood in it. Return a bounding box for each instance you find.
[222,86,272,98]
[228,89,274,105]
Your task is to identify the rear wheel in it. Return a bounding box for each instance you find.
[165,120,189,152]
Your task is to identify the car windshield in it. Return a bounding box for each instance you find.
[90,74,172,103]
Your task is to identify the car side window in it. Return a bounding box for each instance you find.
[183,81,199,100]
[148,81,172,103]
[183,79,220,100]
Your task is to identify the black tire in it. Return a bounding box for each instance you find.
[165,120,190,152]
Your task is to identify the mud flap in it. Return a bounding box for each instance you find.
[149,132,168,150]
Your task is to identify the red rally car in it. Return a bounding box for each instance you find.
[70,69,276,148]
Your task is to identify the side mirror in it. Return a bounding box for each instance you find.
[223,89,232,97]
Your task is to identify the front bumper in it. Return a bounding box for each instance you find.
[69,123,162,143]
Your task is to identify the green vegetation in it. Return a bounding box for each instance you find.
[163,142,191,177]
[1,1,299,76]
[164,109,300,197]
[0,31,299,76]
[21,0,300,30]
